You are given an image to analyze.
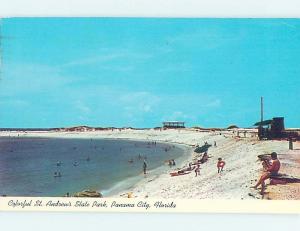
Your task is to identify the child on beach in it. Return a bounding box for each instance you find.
[195,164,200,177]
[217,158,225,173]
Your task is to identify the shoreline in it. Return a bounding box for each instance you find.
[1,128,299,200]
[105,144,194,197]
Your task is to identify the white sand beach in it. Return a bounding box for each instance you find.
[1,128,299,200]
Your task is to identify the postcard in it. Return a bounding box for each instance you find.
[0,18,299,213]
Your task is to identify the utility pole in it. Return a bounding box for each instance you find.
[261,96,264,124]
[259,96,264,140]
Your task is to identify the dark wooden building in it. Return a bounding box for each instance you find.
[254,117,297,139]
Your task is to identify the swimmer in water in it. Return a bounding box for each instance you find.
[172,159,176,166]
[54,172,62,177]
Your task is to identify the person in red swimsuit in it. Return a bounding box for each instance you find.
[252,152,281,192]
[217,158,225,173]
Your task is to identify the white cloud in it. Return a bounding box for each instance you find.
[0,63,72,97]
[157,62,193,73]
[142,105,151,112]
[0,99,29,107]
[120,91,160,105]
[74,100,91,114]
[61,49,153,69]
[119,91,160,120]
[167,28,243,50]
[61,53,125,68]
[205,99,221,107]
[162,111,196,122]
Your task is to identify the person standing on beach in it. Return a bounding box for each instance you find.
[195,164,200,177]
[217,158,225,173]
[143,159,147,175]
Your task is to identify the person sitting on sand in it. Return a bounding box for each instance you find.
[182,163,195,172]
[252,152,281,192]
[195,164,200,177]
[200,152,209,164]
[187,163,192,171]
[217,158,225,173]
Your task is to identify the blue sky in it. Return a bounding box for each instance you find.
[0,18,299,128]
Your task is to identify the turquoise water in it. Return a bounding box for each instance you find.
[0,137,187,196]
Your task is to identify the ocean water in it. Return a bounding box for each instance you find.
[0,137,188,197]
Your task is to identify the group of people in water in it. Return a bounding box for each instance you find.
[168,159,176,166]
[129,141,176,175]
[53,156,91,178]
[127,153,148,175]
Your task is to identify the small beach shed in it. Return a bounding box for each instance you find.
[162,121,185,128]
[254,117,285,139]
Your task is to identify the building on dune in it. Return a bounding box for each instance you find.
[162,121,185,129]
[254,117,299,140]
